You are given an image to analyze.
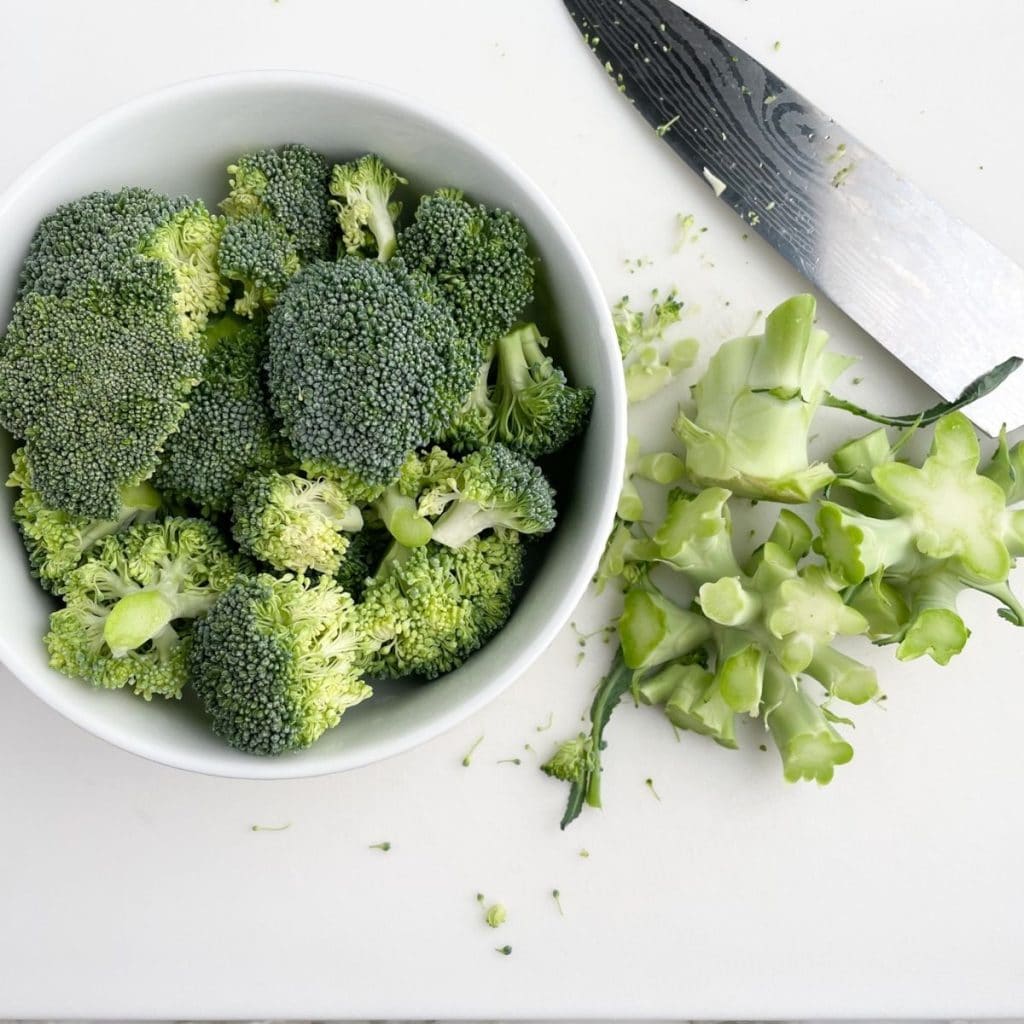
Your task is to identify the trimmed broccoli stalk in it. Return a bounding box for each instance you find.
[267,256,476,485]
[490,323,594,459]
[761,658,853,784]
[653,487,742,585]
[593,520,658,593]
[329,154,408,261]
[397,188,535,351]
[232,470,363,575]
[674,295,852,502]
[217,214,301,316]
[541,650,634,829]
[0,285,203,518]
[153,315,281,515]
[618,579,712,671]
[637,662,737,748]
[7,447,162,594]
[221,143,334,261]
[617,437,686,523]
[190,574,374,755]
[45,518,243,700]
[425,444,556,549]
[17,187,227,339]
[360,534,525,680]
[625,338,699,403]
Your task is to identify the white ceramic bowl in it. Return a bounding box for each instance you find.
[0,71,626,778]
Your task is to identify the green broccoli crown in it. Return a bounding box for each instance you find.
[0,286,203,518]
[217,214,301,317]
[231,469,363,575]
[427,443,557,549]
[153,316,281,515]
[45,517,242,700]
[267,256,476,484]
[221,144,334,261]
[397,189,535,350]
[8,447,162,594]
[18,187,227,339]
[490,324,594,459]
[329,154,408,261]
[189,573,374,755]
[361,533,525,680]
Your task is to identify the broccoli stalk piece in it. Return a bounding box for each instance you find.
[231,470,363,575]
[674,295,852,502]
[45,518,243,700]
[360,534,525,680]
[153,315,281,515]
[190,574,374,754]
[397,188,535,351]
[761,657,854,784]
[329,154,408,261]
[424,444,557,549]
[7,447,162,594]
[593,520,658,594]
[491,323,595,459]
[267,256,476,485]
[637,662,737,748]
[616,437,687,523]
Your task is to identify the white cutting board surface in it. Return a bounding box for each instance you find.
[1,0,1022,1017]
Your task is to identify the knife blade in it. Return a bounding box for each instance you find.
[562,0,1024,435]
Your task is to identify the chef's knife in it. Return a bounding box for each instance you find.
[562,0,1024,435]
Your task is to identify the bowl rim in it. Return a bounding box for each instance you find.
[0,69,627,779]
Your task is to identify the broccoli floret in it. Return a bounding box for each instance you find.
[231,470,363,575]
[267,257,476,485]
[334,526,392,600]
[423,443,556,549]
[490,323,594,458]
[217,214,301,317]
[17,187,227,339]
[153,315,281,515]
[7,447,162,594]
[189,573,374,754]
[0,285,203,518]
[397,188,534,350]
[442,347,498,453]
[221,144,333,261]
[45,518,243,700]
[329,154,408,261]
[360,534,524,679]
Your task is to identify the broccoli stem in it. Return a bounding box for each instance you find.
[618,585,712,670]
[495,323,543,395]
[559,649,634,830]
[804,646,879,704]
[762,658,853,784]
[375,487,432,548]
[430,501,494,548]
[103,590,177,656]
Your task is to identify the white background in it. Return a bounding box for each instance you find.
[1,0,1023,1018]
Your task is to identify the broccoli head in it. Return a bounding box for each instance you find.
[189,573,374,755]
[220,143,334,261]
[329,154,407,261]
[231,470,363,575]
[45,518,243,700]
[17,186,227,339]
[334,525,392,600]
[423,443,556,549]
[397,188,534,351]
[360,534,525,680]
[217,214,301,317]
[7,446,162,594]
[153,315,281,515]
[0,285,203,518]
[442,347,498,453]
[267,256,476,485]
[491,323,594,458]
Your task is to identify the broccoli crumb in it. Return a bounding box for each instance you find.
[645,778,662,801]
[369,841,392,852]
[832,163,855,188]
[579,849,590,858]
[552,889,564,916]
[773,39,782,51]
[536,712,554,732]
[655,115,681,137]
[759,744,768,752]
[251,823,291,832]
[498,757,522,766]
[495,945,513,956]
[462,734,484,767]
[485,903,507,928]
